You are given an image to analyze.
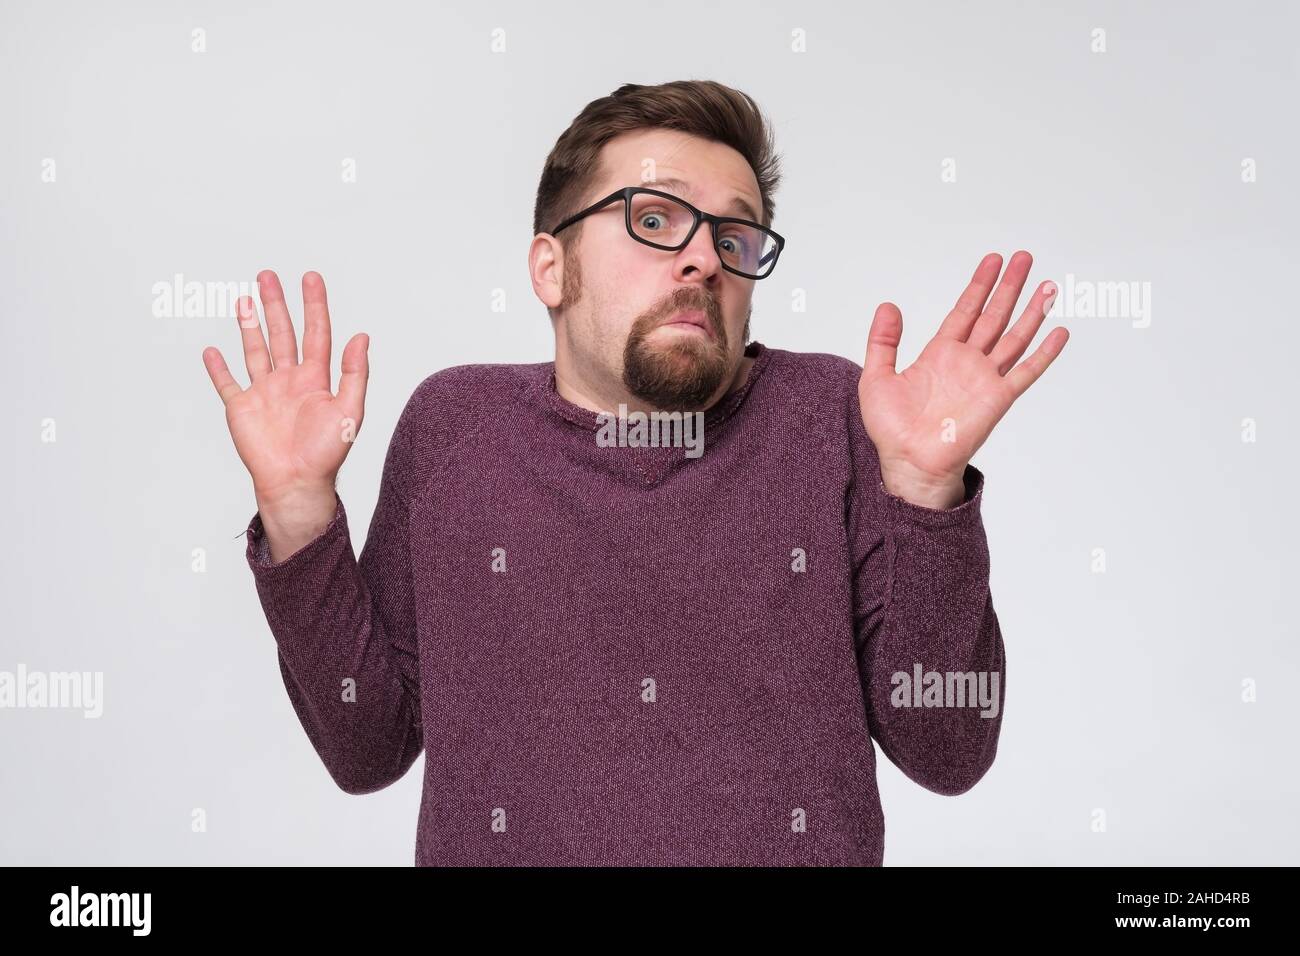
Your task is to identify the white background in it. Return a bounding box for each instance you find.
[1,0,1296,864]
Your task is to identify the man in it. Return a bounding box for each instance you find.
[201,79,1067,865]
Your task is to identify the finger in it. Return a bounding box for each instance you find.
[301,271,332,382]
[1004,326,1069,399]
[236,295,273,381]
[257,270,299,369]
[863,302,902,379]
[968,250,1033,354]
[990,279,1058,375]
[201,346,244,405]
[336,333,370,423]
[937,252,1003,341]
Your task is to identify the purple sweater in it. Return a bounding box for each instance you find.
[244,341,1005,866]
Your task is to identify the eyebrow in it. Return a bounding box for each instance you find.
[642,177,763,225]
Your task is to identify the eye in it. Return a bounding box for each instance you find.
[718,233,750,256]
[637,208,672,232]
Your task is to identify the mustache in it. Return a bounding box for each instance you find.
[643,289,724,335]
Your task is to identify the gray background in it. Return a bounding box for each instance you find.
[2,0,1296,865]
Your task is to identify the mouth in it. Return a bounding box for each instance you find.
[658,309,713,338]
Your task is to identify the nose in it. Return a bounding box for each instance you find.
[672,220,723,285]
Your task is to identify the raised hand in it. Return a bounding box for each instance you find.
[202,270,370,559]
[860,251,1068,509]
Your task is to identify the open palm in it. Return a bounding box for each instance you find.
[202,270,370,504]
[860,251,1069,493]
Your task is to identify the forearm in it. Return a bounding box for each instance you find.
[246,493,423,794]
[862,464,1007,795]
[865,585,1005,796]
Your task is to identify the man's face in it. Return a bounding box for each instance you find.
[536,128,762,412]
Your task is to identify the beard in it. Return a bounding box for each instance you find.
[622,286,747,411]
[558,245,751,411]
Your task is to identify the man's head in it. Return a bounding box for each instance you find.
[529,81,781,412]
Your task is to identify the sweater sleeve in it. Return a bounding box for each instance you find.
[244,396,424,796]
[846,376,1006,797]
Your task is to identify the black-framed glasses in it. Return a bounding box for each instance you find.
[549,185,786,280]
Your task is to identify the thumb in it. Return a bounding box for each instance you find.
[337,332,370,422]
[863,302,902,378]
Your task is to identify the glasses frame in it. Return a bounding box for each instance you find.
[549,185,786,280]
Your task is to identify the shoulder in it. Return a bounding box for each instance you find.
[749,345,881,481]
[399,361,543,427]
[757,345,863,417]
[386,361,546,470]
[409,360,541,406]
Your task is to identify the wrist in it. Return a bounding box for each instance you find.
[254,475,336,510]
[879,459,967,510]
[254,481,338,561]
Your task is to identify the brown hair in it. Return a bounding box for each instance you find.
[533,80,782,251]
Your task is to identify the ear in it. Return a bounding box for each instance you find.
[528,233,565,310]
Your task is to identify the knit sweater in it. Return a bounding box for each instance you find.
[244,340,1006,866]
